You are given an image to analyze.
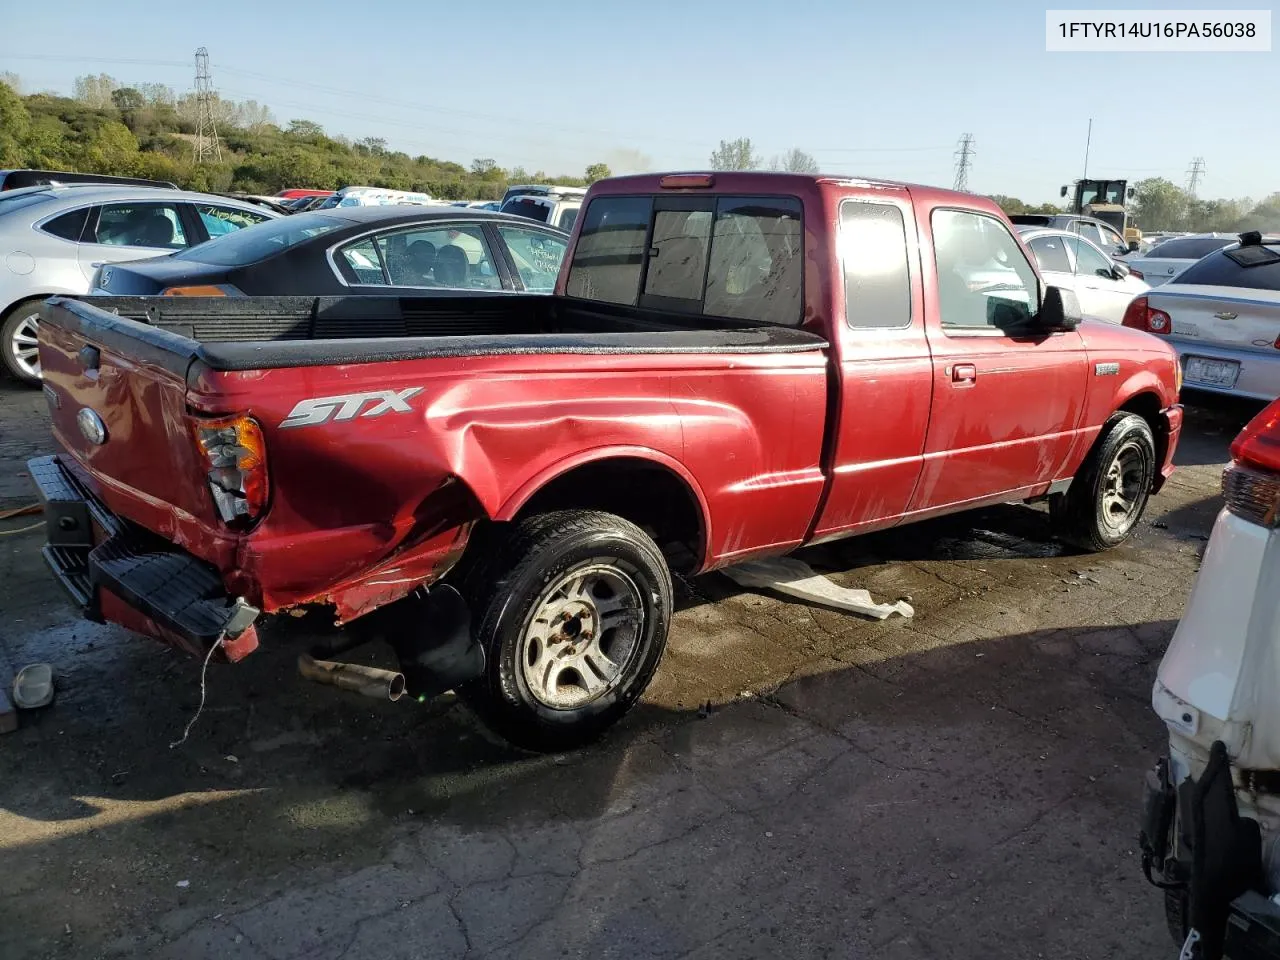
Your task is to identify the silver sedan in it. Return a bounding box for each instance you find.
[0,184,278,384]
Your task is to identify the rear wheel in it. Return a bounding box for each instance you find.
[458,510,672,752]
[1,301,43,385]
[1051,412,1155,551]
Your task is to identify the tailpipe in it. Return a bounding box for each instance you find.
[297,654,406,702]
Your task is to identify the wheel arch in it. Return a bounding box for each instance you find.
[494,447,712,575]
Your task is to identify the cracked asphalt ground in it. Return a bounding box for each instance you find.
[0,377,1265,960]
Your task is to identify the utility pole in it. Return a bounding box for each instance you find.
[1186,156,1205,198]
[953,133,975,193]
[193,47,222,164]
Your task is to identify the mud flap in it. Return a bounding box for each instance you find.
[1183,740,1264,960]
[1140,755,1179,887]
[385,584,485,699]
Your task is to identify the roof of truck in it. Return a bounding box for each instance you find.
[588,171,998,212]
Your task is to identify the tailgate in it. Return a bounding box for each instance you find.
[1154,285,1280,352]
[36,296,220,536]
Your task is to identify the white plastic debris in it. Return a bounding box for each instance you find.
[12,664,54,709]
[722,556,914,620]
[176,880,190,889]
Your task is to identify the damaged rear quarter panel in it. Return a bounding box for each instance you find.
[190,344,829,615]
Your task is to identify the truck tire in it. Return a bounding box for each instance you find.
[1051,412,1155,551]
[458,510,673,752]
[1,300,45,386]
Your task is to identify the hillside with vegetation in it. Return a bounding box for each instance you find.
[2,73,1276,232]
[0,73,609,200]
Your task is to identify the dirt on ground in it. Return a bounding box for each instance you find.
[0,378,1263,960]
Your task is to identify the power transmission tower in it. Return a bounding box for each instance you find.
[1185,156,1205,198]
[953,134,975,193]
[193,47,222,164]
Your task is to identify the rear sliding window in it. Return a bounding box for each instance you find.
[565,194,803,326]
[1173,248,1280,291]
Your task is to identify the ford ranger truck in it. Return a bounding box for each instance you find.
[27,172,1183,750]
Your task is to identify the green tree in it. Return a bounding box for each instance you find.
[286,119,325,140]
[73,73,118,109]
[709,137,761,171]
[111,87,145,114]
[471,157,497,176]
[988,195,1027,215]
[0,72,22,94]
[772,148,818,173]
[1132,178,1188,232]
[81,120,138,174]
[584,162,611,184]
[0,81,30,166]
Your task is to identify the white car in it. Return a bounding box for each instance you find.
[1124,233,1238,286]
[0,184,278,384]
[1121,233,1280,401]
[1018,227,1149,324]
[1140,397,1280,952]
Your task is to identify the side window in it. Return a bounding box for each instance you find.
[41,208,89,242]
[557,206,579,233]
[497,225,567,292]
[90,203,188,248]
[1076,222,1104,248]
[932,209,1039,331]
[1028,235,1071,274]
[839,200,911,329]
[340,238,386,284]
[1067,237,1115,279]
[565,197,652,304]
[347,225,502,290]
[196,204,271,239]
[1100,226,1126,251]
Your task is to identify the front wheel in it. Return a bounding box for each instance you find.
[459,510,673,752]
[1051,412,1155,551]
[1,301,43,385]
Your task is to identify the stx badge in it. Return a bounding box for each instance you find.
[280,388,423,429]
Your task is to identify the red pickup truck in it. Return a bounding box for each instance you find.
[27,172,1183,750]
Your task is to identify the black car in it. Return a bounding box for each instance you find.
[93,206,572,297]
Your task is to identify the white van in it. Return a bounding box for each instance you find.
[500,187,585,233]
[320,186,438,209]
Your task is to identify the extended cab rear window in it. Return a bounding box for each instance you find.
[565,194,804,327]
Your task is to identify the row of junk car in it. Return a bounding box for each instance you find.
[3,166,1280,960]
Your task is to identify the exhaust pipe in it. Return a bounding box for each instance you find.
[297,654,406,702]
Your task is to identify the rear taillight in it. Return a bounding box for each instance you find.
[192,415,269,525]
[1129,268,1145,280]
[1121,296,1171,334]
[1222,398,1280,527]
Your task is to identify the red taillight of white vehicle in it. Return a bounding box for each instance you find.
[191,414,269,526]
[1222,398,1280,528]
[1122,296,1172,334]
[1129,268,1145,280]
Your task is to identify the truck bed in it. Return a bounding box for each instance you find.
[49,294,827,381]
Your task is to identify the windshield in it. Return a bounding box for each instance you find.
[171,212,348,266]
[1146,237,1235,259]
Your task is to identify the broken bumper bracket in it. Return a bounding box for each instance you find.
[26,455,261,660]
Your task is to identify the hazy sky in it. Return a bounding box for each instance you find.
[3,0,1276,203]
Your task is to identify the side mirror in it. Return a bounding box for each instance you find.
[1112,260,1131,280]
[1038,285,1082,332]
[1060,185,1069,198]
